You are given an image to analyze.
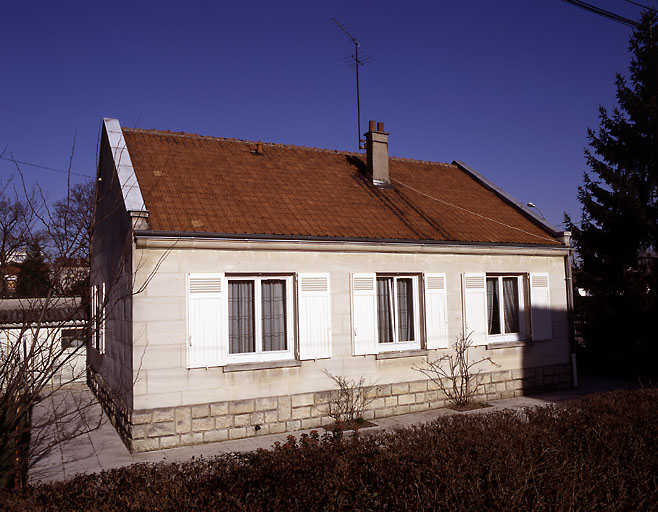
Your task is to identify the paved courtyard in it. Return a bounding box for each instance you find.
[29,374,640,484]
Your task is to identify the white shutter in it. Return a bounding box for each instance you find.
[424,273,449,349]
[351,273,378,355]
[298,273,332,360]
[90,283,97,350]
[462,273,487,345]
[187,273,226,368]
[530,273,552,341]
[100,282,106,353]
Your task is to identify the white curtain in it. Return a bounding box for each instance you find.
[229,281,255,353]
[261,280,287,351]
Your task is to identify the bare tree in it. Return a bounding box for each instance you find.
[0,177,36,296]
[0,161,98,488]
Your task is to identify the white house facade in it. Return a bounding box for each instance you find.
[89,118,574,452]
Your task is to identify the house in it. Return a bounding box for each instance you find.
[0,297,87,385]
[89,118,574,452]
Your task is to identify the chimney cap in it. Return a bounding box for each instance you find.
[366,120,387,134]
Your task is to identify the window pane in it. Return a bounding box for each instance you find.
[502,277,520,334]
[261,280,287,351]
[229,281,255,353]
[376,277,394,343]
[397,278,415,342]
[487,278,501,335]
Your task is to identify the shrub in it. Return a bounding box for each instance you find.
[2,388,657,511]
[414,331,499,406]
[322,371,376,425]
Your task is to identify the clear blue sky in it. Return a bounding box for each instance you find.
[0,0,649,229]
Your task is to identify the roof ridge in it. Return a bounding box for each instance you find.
[122,127,364,157]
[122,127,453,166]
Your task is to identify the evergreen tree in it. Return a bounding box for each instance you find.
[16,241,51,298]
[567,11,658,377]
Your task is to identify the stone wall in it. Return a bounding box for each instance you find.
[119,363,572,452]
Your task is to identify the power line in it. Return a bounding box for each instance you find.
[561,0,639,27]
[0,156,94,179]
[625,0,658,14]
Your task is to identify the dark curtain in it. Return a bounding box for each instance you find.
[261,280,287,351]
[377,278,394,343]
[229,281,255,353]
[396,278,414,342]
[502,277,519,334]
[487,278,501,335]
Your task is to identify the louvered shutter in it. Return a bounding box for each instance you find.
[530,273,552,341]
[352,273,378,355]
[298,273,332,360]
[187,273,226,368]
[424,273,449,349]
[462,273,487,345]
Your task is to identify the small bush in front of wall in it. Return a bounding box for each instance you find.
[3,388,658,511]
[322,371,376,426]
[414,331,499,407]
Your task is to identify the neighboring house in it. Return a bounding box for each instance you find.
[90,118,574,452]
[1,264,19,296]
[0,297,87,385]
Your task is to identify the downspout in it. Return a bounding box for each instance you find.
[561,231,577,388]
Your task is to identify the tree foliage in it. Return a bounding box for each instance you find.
[567,11,658,376]
[16,242,51,298]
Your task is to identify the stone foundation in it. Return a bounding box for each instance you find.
[105,363,572,453]
[87,368,133,446]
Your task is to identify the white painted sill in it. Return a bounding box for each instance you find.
[222,360,302,373]
[376,349,428,360]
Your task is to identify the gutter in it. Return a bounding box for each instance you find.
[561,231,578,388]
[133,230,569,256]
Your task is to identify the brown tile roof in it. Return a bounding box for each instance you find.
[122,129,562,246]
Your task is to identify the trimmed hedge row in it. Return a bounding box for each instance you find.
[3,388,658,511]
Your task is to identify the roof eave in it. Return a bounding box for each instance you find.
[452,160,562,238]
[133,229,566,250]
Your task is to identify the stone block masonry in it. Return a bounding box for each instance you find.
[90,363,573,453]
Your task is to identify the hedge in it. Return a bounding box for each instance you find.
[2,388,657,511]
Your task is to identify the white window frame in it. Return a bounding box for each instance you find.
[375,274,421,351]
[485,274,526,343]
[225,275,295,364]
[91,282,105,353]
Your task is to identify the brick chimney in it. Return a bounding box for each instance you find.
[365,120,389,185]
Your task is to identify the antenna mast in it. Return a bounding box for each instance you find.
[331,18,370,150]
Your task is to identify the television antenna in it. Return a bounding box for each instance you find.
[331,18,373,150]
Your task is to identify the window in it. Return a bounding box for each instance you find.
[91,282,105,353]
[485,275,525,342]
[187,272,331,368]
[352,273,446,355]
[227,276,293,362]
[61,328,86,350]
[376,276,419,346]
